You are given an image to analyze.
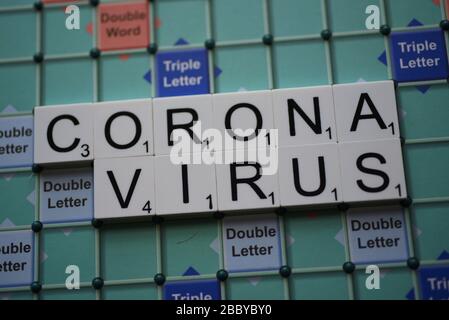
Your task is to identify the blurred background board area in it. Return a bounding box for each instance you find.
[0,0,449,300]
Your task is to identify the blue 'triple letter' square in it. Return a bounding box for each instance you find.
[390,29,449,82]
[419,265,449,300]
[163,279,221,300]
[156,48,210,97]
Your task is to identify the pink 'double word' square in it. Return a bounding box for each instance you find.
[98,1,150,51]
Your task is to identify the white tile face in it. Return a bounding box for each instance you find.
[215,149,279,211]
[94,99,153,159]
[154,155,217,215]
[153,94,214,156]
[278,144,342,207]
[339,139,407,203]
[333,81,399,142]
[34,104,94,165]
[273,86,337,147]
[213,90,275,151]
[94,156,156,219]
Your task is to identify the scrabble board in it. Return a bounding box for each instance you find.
[0,0,449,301]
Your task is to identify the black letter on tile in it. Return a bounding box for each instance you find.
[105,111,142,149]
[356,152,390,193]
[181,164,189,204]
[288,97,322,136]
[47,115,80,152]
[167,108,200,146]
[292,157,326,196]
[107,169,142,208]
[351,93,387,132]
[230,162,266,201]
[225,103,263,141]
